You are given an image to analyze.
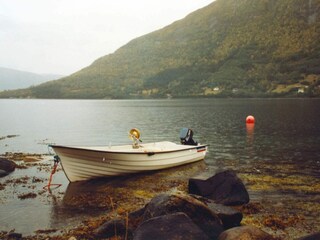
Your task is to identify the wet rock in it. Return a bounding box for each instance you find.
[93,207,145,239]
[0,169,8,177]
[93,219,130,239]
[7,232,22,240]
[189,170,249,206]
[192,195,243,229]
[142,192,224,239]
[129,206,145,218]
[206,202,243,228]
[0,158,16,175]
[127,207,145,229]
[133,212,210,240]
[218,225,275,240]
[296,232,320,240]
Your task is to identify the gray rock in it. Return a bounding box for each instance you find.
[133,212,209,240]
[0,158,16,173]
[0,169,9,177]
[142,192,224,239]
[7,232,23,240]
[0,158,16,177]
[192,195,243,229]
[207,202,243,229]
[189,170,249,206]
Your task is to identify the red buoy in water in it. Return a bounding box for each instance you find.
[246,115,255,124]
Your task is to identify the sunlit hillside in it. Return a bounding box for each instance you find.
[1,0,319,99]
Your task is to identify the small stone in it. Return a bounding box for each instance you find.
[0,158,16,173]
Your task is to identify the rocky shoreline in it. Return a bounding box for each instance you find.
[0,153,320,239]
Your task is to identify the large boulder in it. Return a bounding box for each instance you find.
[0,158,16,177]
[189,170,249,206]
[133,212,210,240]
[192,195,243,229]
[218,225,275,240]
[142,192,224,239]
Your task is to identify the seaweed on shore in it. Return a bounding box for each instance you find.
[0,135,19,141]
[18,192,37,200]
[237,170,320,239]
[1,152,44,162]
[1,152,320,240]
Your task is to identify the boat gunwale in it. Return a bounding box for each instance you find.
[49,143,208,155]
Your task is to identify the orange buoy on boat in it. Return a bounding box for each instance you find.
[246,115,255,124]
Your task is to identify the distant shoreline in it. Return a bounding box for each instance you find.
[0,94,320,100]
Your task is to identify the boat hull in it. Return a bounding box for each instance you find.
[51,141,207,182]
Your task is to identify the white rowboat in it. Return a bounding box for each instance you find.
[51,141,207,182]
[50,128,207,182]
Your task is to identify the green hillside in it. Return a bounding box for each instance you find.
[1,0,320,99]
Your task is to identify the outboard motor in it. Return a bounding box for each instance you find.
[180,128,198,146]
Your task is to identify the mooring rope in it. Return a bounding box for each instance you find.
[43,155,62,190]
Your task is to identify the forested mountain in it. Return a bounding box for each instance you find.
[1,0,319,99]
[0,67,63,91]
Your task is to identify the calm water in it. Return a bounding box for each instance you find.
[1,98,320,235]
[1,98,320,167]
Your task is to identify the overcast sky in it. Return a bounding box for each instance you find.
[0,0,214,76]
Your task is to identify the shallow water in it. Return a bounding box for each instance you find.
[1,98,320,236]
[0,158,208,236]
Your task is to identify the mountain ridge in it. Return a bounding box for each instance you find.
[1,0,319,98]
[0,67,64,91]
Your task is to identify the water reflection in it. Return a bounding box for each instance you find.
[246,123,255,144]
[49,161,208,230]
[61,160,207,208]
